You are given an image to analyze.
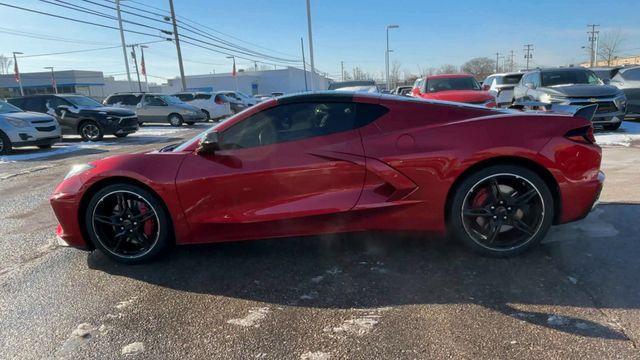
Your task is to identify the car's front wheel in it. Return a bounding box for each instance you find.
[0,131,12,155]
[168,114,183,127]
[85,183,172,264]
[602,122,621,131]
[448,165,554,257]
[79,121,104,141]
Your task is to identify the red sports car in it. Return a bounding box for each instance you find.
[50,92,603,263]
[411,73,496,107]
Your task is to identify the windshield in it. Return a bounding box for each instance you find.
[0,101,22,113]
[61,96,103,107]
[158,95,184,105]
[541,70,602,87]
[498,74,523,85]
[426,77,480,92]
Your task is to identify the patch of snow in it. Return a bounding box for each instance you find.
[325,267,342,276]
[227,307,270,327]
[301,351,331,360]
[71,323,97,338]
[300,291,319,300]
[567,276,578,284]
[0,142,110,163]
[328,315,381,336]
[547,314,570,326]
[121,342,145,356]
[310,275,324,283]
[575,322,591,330]
[595,121,640,147]
[116,297,137,310]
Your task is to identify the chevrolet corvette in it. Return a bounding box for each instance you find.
[50,92,604,263]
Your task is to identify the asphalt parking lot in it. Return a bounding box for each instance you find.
[1,123,640,359]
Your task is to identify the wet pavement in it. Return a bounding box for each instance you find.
[1,125,639,359]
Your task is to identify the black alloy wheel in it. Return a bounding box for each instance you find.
[86,184,172,263]
[449,165,553,257]
[79,121,104,141]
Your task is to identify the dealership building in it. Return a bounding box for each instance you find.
[0,67,330,100]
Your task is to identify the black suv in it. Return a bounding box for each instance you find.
[8,94,138,141]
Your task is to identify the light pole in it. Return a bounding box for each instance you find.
[129,45,143,92]
[44,66,57,94]
[140,45,149,91]
[227,56,238,91]
[115,0,133,91]
[12,52,24,96]
[385,24,399,91]
[305,0,316,90]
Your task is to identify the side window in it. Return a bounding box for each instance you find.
[194,94,211,100]
[531,73,541,87]
[44,97,68,113]
[145,95,165,106]
[221,102,358,149]
[24,97,46,112]
[521,73,530,85]
[622,69,640,81]
[176,94,194,101]
[105,95,123,105]
[123,95,142,105]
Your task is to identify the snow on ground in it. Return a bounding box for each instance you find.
[595,121,640,147]
[135,123,210,137]
[0,142,111,163]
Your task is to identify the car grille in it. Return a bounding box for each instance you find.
[118,116,139,127]
[570,101,617,114]
[36,126,57,132]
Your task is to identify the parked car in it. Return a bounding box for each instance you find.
[172,92,232,121]
[51,91,603,263]
[218,91,254,114]
[104,93,206,126]
[481,72,524,107]
[411,74,496,107]
[608,66,640,119]
[513,68,627,130]
[253,94,274,103]
[329,80,379,93]
[8,94,138,141]
[220,91,258,107]
[0,100,61,154]
[392,85,413,96]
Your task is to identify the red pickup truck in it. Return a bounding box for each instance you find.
[411,73,496,107]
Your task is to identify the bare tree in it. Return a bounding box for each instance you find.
[461,57,496,79]
[598,31,625,66]
[389,60,402,88]
[351,66,372,80]
[0,55,13,75]
[437,64,459,74]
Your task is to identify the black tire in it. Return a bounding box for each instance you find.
[115,133,129,138]
[201,110,210,121]
[168,113,183,127]
[0,130,12,155]
[85,183,173,264]
[448,165,554,257]
[37,144,53,149]
[79,121,104,141]
[602,122,622,131]
[185,121,195,126]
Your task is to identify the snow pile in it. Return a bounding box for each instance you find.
[595,121,640,147]
[0,142,108,163]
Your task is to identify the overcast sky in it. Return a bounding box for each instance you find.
[1,0,639,82]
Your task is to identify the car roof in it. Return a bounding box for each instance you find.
[426,73,474,80]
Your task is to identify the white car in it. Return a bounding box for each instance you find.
[172,92,232,121]
[220,91,258,107]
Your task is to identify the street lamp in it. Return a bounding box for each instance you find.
[227,55,238,91]
[385,24,399,91]
[44,66,57,94]
[12,52,24,96]
[140,45,149,91]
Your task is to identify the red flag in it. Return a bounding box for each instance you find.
[13,60,20,83]
[140,51,146,76]
[231,58,236,77]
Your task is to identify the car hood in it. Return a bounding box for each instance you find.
[77,106,136,116]
[542,84,621,98]
[1,111,55,122]
[420,90,493,103]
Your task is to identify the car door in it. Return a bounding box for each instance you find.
[43,96,77,134]
[175,101,368,243]
[140,95,167,123]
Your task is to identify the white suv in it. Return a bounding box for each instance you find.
[173,92,232,121]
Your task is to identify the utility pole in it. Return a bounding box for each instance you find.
[44,66,57,94]
[168,0,187,91]
[12,52,24,96]
[140,45,149,91]
[115,0,133,91]
[305,0,316,90]
[341,61,344,81]
[386,24,399,91]
[301,37,308,91]
[524,44,534,70]
[227,55,238,91]
[129,45,143,92]
[494,52,501,73]
[587,24,600,67]
[254,61,258,72]
[509,50,515,72]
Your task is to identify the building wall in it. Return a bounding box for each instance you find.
[580,55,640,67]
[0,70,104,99]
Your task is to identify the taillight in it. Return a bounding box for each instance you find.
[565,126,596,144]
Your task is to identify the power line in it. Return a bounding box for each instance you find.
[179,38,298,69]
[0,26,116,46]
[16,40,167,58]
[78,0,169,25]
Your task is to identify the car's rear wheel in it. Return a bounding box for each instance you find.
[201,109,210,121]
[168,114,183,127]
[79,121,104,141]
[85,183,172,264]
[0,131,12,155]
[602,122,621,131]
[448,165,553,257]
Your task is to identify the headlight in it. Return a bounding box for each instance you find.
[614,93,627,109]
[6,117,30,128]
[543,94,570,105]
[64,163,95,180]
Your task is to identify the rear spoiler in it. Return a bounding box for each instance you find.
[510,101,599,122]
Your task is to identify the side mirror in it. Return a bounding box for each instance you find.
[196,131,220,155]
[524,82,535,89]
[482,84,490,91]
[136,102,143,109]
